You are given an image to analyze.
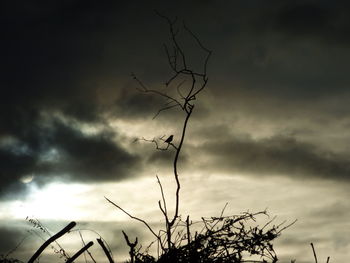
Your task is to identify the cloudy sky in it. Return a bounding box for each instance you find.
[1,1,350,262]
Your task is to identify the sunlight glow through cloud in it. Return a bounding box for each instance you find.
[7,182,91,221]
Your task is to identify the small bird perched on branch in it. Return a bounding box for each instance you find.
[165,135,173,144]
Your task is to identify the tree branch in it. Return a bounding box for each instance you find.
[105,197,159,241]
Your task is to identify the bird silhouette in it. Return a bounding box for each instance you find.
[164,135,173,144]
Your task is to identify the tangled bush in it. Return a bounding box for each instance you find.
[129,211,293,263]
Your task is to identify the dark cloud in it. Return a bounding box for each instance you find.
[0,149,34,197]
[0,118,140,199]
[276,3,333,34]
[269,1,350,45]
[1,0,350,198]
[115,88,166,119]
[43,120,140,181]
[0,1,159,199]
[196,134,350,181]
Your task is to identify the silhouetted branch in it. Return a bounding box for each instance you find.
[66,241,94,263]
[183,22,212,76]
[155,11,187,70]
[186,216,191,245]
[277,219,298,234]
[132,73,183,112]
[105,197,160,242]
[153,103,180,119]
[78,231,97,263]
[122,231,138,263]
[130,13,212,252]
[311,243,318,263]
[157,175,168,219]
[138,136,178,151]
[26,216,70,259]
[28,221,76,263]
[97,238,115,263]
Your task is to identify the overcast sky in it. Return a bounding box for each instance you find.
[1,1,350,262]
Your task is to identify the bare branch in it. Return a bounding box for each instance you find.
[78,231,97,263]
[28,221,76,263]
[132,73,183,112]
[311,243,318,263]
[122,231,138,263]
[105,197,159,240]
[152,103,180,119]
[97,238,115,263]
[220,202,229,218]
[183,22,212,75]
[157,175,168,218]
[176,79,187,99]
[155,11,187,70]
[139,136,178,151]
[277,219,297,234]
[66,241,94,263]
[169,107,193,227]
[130,12,211,252]
[186,216,191,245]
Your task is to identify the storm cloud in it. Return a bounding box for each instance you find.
[2,0,350,197]
[0,116,141,198]
[197,134,350,180]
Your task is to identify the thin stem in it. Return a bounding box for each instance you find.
[311,243,318,263]
[157,175,168,217]
[78,231,96,263]
[105,197,160,242]
[169,106,193,227]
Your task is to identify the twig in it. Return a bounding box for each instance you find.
[132,73,183,111]
[78,231,88,263]
[311,243,318,263]
[139,136,178,151]
[78,231,97,263]
[105,197,159,240]
[183,22,212,75]
[155,11,187,70]
[277,219,297,234]
[186,216,191,245]
[157,175,168,218]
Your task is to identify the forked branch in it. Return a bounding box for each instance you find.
[105,197,160,243]
[106,13,211,254]
[134,13,211,249]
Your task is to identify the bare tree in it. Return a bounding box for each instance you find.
[106,12,211,253]
[105,14,295,263]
